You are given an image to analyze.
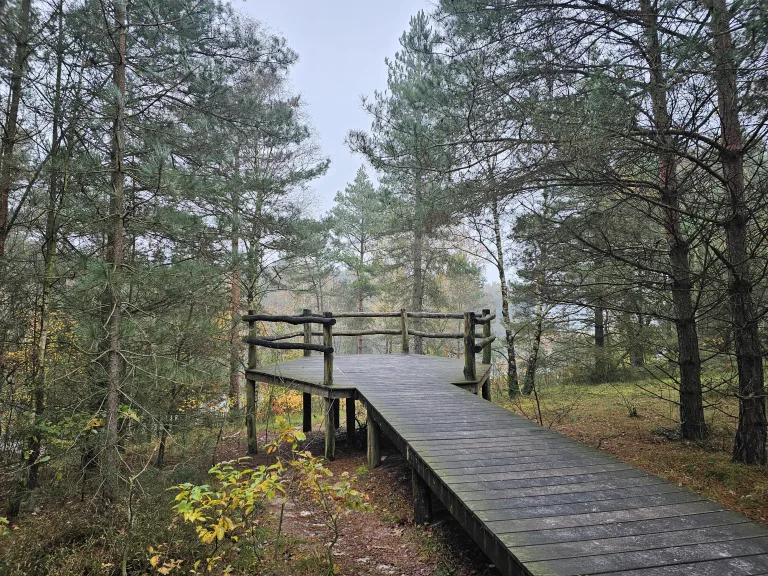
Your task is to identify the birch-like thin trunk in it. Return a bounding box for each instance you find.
[491,199,519,396]
[522,294,543,396]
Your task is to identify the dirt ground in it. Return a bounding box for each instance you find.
[220,428,499,576]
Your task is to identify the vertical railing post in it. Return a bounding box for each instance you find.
[323,311,335,460]
[401,309,409,354]
[323,311,334,386]
[481,308,492,401]
[302,309,312,432]
[463,311,476,382]
[245,310,258,454]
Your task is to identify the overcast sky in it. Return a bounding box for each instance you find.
[239,1,431,215]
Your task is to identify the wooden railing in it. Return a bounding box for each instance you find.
[242,308,496,387]
[241,308,496,455]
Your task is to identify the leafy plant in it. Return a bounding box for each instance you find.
[159,421,369,574]
[0,517,9,537]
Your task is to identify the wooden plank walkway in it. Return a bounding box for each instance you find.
[247,354,768,576]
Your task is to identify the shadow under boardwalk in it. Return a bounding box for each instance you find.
[248,354,768,576]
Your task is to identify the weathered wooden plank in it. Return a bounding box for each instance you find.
[597,554,768,576]
[440,463,635,484]
[488,500,726,534]
[499,511,752,547]
[455,475,668,502]
[526,536,768,576]
[462,482,682,510]
[453,469,654,492]
[477,491,704,523]
[514,522,768,562]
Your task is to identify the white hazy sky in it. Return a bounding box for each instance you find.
[239,1,431,215]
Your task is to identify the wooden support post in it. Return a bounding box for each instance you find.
[245,310,258,454]
[324,397,335,461]
[400,309,409,354]
[302,393,312,433]
[302,309,312,432]
[412,469,432,525]
[367,410,380,468]
[463,311,476,382]
[346,398,356,442]
[482,308,492,401]
[333,398,340,429]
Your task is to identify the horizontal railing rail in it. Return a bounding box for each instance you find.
[243,337,333,354]
[241,312,336,326]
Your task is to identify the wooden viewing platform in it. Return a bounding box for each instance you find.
[243,311,768,576]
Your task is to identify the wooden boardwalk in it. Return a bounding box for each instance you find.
[248,354,768,576]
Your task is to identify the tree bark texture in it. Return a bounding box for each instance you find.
[640,0,707,440]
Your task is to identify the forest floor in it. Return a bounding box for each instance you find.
[3,378,768,575]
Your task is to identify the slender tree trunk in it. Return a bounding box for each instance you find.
[0,0,32,258]
[229,148,241,410]
[156,421,168,469]
[491,199,519,396]
[628,311,645,367]
[593,303,608,383]
[357,237,364,353]
[229,232,241,409]
[27,4,66,491]
[357,294,363,354]
[594,305,605,348]
[411,227,424,354]
[522,295,543,396]
[640,0,706,440]
[703,0,765,464]
[103,0,128,502]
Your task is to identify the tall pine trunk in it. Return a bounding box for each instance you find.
[0,0,32,258]
[640,0,706,440]
[103,0,127,501]
[27,2,66,491]
[491,199,519,396]
[704,0,765,464]
[228,147,241,410]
